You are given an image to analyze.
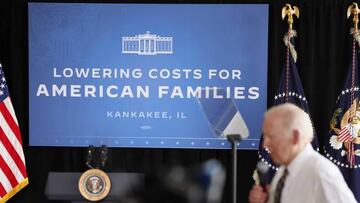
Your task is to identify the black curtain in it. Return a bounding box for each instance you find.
[0,0,357,202]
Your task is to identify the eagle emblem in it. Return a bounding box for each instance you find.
[330,98,360,166]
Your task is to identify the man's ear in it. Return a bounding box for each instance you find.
[292,129,300,144]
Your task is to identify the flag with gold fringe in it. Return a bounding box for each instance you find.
[255,23,319,183]
[0,64,28,202]
[324,12,360,199]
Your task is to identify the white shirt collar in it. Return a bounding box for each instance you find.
[287,144,313,177]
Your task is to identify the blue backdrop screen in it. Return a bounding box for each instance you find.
[28,3,268,149]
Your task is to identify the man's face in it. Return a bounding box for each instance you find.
[262,116,293,165]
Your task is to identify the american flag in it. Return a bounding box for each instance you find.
[0,64,28,202]
[339,126,354,142]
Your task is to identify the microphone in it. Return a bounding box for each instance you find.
[100,145,108,168]
[256,161,269,189]
[86,145,95,169]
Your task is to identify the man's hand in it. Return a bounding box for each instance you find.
[248,184,269,203]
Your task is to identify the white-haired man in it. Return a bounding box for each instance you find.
[249,103,357,203]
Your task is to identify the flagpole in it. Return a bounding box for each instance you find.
[281,4,299,102]
[347,2,360,106]
[345,2,360,167]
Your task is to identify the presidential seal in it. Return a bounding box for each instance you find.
[329,98,360,167]
[78,168,111,201]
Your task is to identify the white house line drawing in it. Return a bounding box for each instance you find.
[122,31,173,55]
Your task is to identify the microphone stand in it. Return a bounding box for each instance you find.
[227,134,242,203]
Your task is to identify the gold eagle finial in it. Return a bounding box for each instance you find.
[348,2,360,32]
[282,4,300,30]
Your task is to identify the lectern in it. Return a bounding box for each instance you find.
[45,172,143,203]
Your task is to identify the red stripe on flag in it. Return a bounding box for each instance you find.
[339,127,352,142]
[339,133,351,141]
[0,180,7,198]
[0,148,19,188]
[0,102,22,145]
[0,128,26,178]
